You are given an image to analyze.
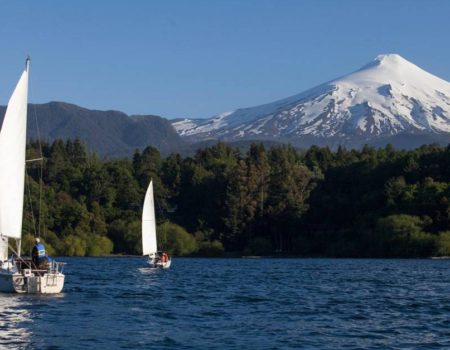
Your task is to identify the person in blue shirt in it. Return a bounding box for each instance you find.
[32,238,47,267]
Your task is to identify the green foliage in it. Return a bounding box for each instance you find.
[159,222,198,256]
[22,139,450,257]
[61,235,86,256]
[197,240,224,257]
[245,237,273,255]
[435,231,450,256]
[21,234,38,256]
[108,219,141,255]
[86,235,114,256]
[375,215,435,257]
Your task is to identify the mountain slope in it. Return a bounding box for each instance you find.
[0,102,186,157]
[174,54,450,147]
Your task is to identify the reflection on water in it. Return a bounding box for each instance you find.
[137,267,160,275]
[0,295,32,349]
[136,266,165,291]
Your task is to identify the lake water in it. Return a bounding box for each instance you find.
[1,257,450,349]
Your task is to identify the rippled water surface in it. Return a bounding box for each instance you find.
[1,258,450,349]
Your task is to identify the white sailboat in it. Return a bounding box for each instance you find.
[0,58,65,294]
[142,180,171,268]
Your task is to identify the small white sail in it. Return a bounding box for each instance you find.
[0,60,29,240]
[142,180,157,256]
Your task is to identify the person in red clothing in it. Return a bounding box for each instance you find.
[161,252,169,263]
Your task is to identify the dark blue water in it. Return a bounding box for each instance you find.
[1,258,450,349]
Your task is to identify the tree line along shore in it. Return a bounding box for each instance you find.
[21,139,450,258]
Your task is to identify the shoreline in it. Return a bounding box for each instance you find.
[55,254,450,260]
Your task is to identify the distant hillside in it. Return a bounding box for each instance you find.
[0,102,186,157]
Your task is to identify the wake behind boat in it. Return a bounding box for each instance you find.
[0,58,65,294]
[142,180,171,269]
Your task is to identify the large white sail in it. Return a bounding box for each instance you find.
[142,180,157,256]
[0,60,29,240]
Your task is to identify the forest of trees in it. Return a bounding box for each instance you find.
[20,139,450,258]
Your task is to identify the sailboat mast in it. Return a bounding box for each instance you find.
[18,57,30,257]
[16,239,21,258]
[0,237,7,261]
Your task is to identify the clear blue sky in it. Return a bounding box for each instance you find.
[0,0,449,119]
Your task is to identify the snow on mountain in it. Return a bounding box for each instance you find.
[172,118,202,135]
[172,111,235,136]
[173,54,450,144]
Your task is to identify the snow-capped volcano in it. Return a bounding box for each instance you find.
[172,54,450,146]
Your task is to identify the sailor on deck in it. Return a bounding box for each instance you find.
[32,238,47,267]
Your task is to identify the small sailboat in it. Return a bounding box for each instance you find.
[142,180,171,269]
[0,58,65,293]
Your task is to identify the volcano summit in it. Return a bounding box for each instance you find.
[173,54,450,148]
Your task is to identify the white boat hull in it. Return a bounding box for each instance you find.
[148,258,171,269]
[0,271,65,294]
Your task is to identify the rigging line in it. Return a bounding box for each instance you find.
[25,168,38,238]
[28,74,44,157]
[39,159,44,238]
[29,73,44,238]
[26,157,44,163]
[154,187,167,223]
[153,184,168,249]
